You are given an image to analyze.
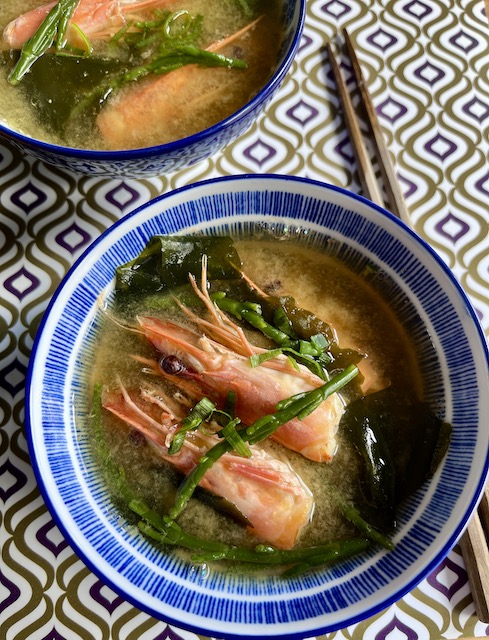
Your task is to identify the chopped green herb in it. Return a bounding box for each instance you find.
[220,418,252,458]
[168,397,216,455]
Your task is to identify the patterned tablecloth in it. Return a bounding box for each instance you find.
[1,0,489,638]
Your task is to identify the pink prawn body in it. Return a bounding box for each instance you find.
[103,383,315,550]
[138,316,345,463]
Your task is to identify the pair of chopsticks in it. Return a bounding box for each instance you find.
[326,29,411,227]
[327,30,489,623]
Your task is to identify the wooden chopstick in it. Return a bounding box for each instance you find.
[329,31,489,623]
[478,485,489,532]
[459,487,489,622]
[328,30,412,227]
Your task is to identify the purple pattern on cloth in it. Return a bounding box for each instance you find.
[89,580,125,614]
[335,137,355,165]
[287,100,319,126]
[36,519,69,557]
[55,223,92,254]
[243,139,276,167]
[449,29,478,53]
[154,627,191,640]
[377,97,408,123]
[404,0,433,20]
[475,171,489,197]
[0,570,21,608]
[10,181,48,213]
[462,97,489,123]
[105,182,140,211]
[398,173,417,199]
[427,555,467,599]
[377,615,418,640]
[366,28,398,52]
[415,61,445,86]
[435,212,470,242]
[4,267,41,300]
[0,458,28,502]
[0,358,27,395]
[299,33,312,53]
[473,306,484,322]
[425,134,457,161]
[321,0,351,19]
[40,629,69,640]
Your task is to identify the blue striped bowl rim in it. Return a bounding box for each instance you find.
[26,174,489,639]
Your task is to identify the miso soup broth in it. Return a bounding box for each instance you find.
[0,0,284,150]
[87,235,448,576]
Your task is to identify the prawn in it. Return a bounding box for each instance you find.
[137,316,345,463]
[2,0,168,49]
[95,18,260,149]
[133,259,345,463]
[103,382,315,550]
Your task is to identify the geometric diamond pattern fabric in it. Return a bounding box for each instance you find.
[1,0,488,638]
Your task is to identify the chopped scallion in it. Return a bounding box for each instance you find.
[220,418,251,457]
[168,397,216,455]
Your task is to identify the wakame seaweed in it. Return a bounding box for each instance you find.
[115,235,242,295]
[341,387,451,532]
[16,55,122,133]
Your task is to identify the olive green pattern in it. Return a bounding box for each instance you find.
[1,0,488,638]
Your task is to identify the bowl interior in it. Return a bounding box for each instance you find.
[27,175,489,639]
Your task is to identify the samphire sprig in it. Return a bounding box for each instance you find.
[9,0,80,85]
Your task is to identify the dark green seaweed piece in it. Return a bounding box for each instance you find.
[341,387,451,531]
[265,294,336,343]
[115,235,242,295]
[272,296,364,372]
[343,407,396,513]
[14,55,122,133]
[211,290,362,380]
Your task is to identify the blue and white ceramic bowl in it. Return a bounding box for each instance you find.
[26,175,489,639]
[0,1,304,179]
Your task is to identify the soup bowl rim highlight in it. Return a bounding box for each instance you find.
[0,0,305,164]
[25,174,489,639]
